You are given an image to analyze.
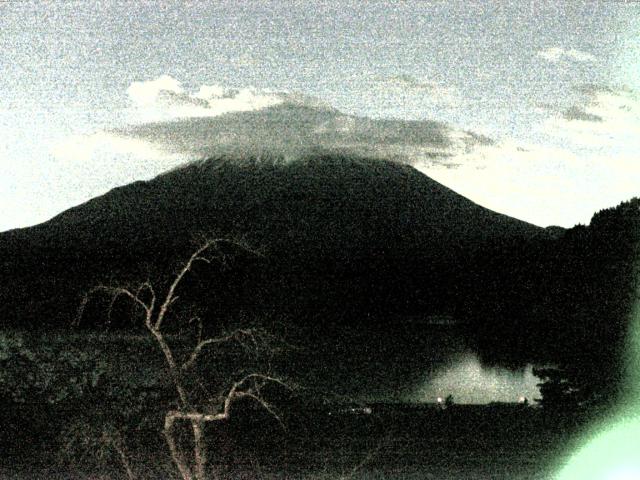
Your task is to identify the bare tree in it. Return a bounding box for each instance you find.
[77,238,289,480]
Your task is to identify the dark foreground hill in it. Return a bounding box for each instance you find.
[0,154,637,399]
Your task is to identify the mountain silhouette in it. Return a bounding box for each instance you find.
[0,154,544,325]
[1,154,636,399]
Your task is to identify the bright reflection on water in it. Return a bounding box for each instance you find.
[411,352,541,404]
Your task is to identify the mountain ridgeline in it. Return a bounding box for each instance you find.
[1,154,638,398]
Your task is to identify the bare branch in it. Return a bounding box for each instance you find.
[224,373,292,417]
[193,256,211,265]
[182,333,235,371]
[191,420,207,480]
[147,325,190,408]
[136,281,157,314]
[165,372,290,432]
[76,285,151,326]
[102,429,137,480]
[236,373,293,392]
[234,391,286,431]
[154,238,229,331]
[164,413,195,480]
[166,410,227,423]
[181,328,255,371]
[79,236,273,480]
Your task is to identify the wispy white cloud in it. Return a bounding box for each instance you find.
[375,74,460,106]
[537,47,597,63]
[126,75,283,122]
[50,131,184,164]
[418,83,640,227]
[544,84,640,147]
[52,78,486,215]
[126,75,185,106]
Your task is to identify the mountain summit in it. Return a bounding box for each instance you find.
[9,154,542,246]
[1,154,544,326]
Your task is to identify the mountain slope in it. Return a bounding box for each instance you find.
[2,154,637,402]
[6,154,542,249]
[0,154,547,330]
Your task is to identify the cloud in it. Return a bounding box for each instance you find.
[563,106,603,122]
[422,83,640,227]
[114,84,608,227]
[112,89,485,166]
[57,78,489,212]
[375,74,460,106]
[69,77,476,167]
[126,75,184,106]
[544,84,640,146]
[125,75,283,121]
[60,77,639,229]
[537,47,597,63]
[384,74,440,91]
[576,83,617,96]
[51,131,184,164]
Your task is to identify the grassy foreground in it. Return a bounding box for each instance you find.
[0,329,578,479]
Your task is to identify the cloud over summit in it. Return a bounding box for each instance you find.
[111,76,485,167]
[52,76,640,229]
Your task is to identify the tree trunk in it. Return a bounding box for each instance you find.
[192,419,207,480]
[164,413,194,480]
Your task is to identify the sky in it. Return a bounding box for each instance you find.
[1,0,640,232]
